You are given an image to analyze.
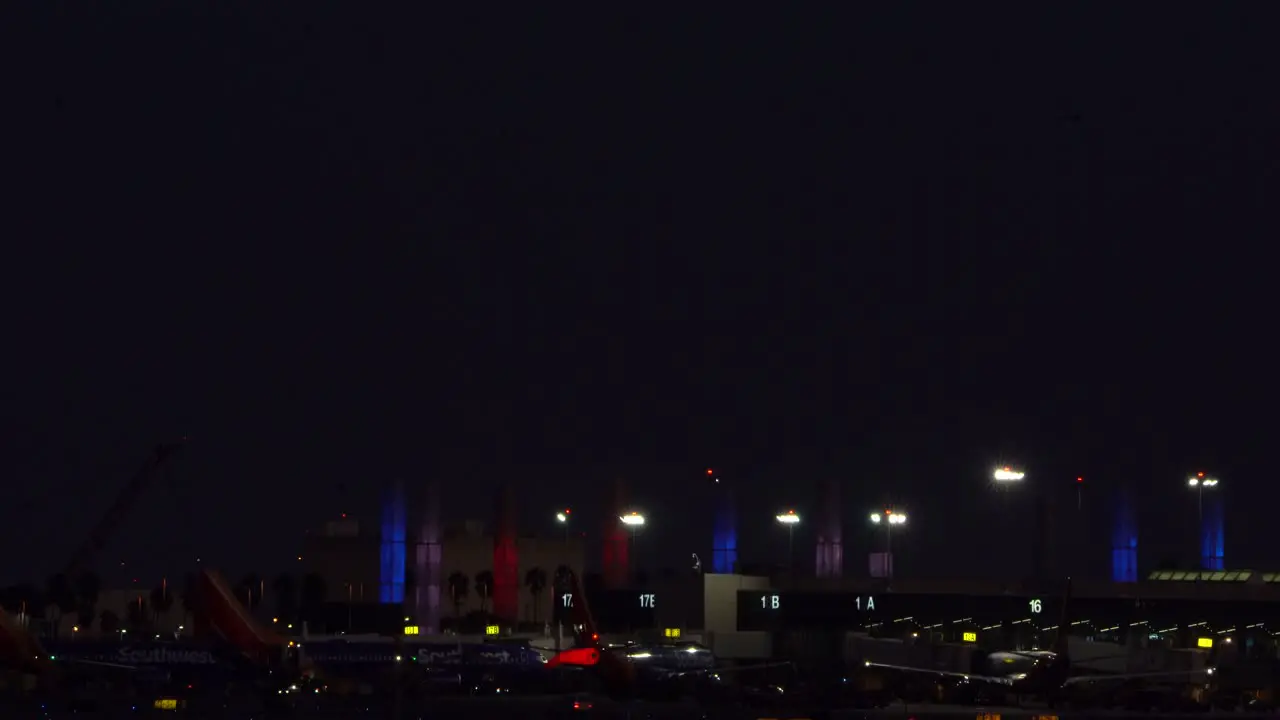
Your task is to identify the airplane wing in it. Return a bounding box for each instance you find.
[863,661,1014,686]
[65,659,138,671]
[677,661,794,677]
[1063,669,1212,685]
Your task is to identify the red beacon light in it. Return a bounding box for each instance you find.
[1076,476,1083,483]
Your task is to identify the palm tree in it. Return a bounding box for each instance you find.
[446,572,468,618]
[523,567,547,622]
[300,572,327,624]
[99,609,121,636]
[272,573,298,624]
[10,584,44,626]
[150,581,174,624]
[474,571,494,614]
[126,596,150,632]
[44,573,76,637]
[553,565,573,589]
[74,571,101,634]
[238,573,264,611]
[179,573,201,624]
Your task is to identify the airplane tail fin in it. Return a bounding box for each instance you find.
[195,569,286,664]
[1054,576,1073,663]
[565,570,600,647]
[0,609,51,674]
[545,569,638,695]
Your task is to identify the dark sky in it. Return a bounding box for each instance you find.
[4,6,1275,587]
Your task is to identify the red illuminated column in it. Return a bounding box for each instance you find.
[492,484,519,621]
[603,478,629,588]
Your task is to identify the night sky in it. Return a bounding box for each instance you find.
[4,7,1275,586]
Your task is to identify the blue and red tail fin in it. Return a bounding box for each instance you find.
[547,570,602,667]
[565,569,600,648]
[1055,577,1072,657]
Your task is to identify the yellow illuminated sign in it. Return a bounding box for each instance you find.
[404,625,419,635]
[977,714,1001,720]
[962,631,978,643]
[485,625,500,636]
[664,628,681,638]
[1197,637,1213,648]
[154,698,178,710]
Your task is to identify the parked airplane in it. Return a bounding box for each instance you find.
[544,571,788,700]
[864,578,1212,706]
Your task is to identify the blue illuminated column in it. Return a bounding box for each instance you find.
[708,469,737,573]
[380,478,407,603]
[1202,491,1225,570]
[1110,485,1138,583]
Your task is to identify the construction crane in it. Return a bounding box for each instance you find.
[61,439,186,579]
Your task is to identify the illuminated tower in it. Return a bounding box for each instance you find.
[708,468,738,573]
[1110,484,1138,583]
[1201,491,1225,570]
[379,478,407,603]
[492,483,519,621]
[815,478,843,578]
[602,478,629,588]
[413,479,442,632]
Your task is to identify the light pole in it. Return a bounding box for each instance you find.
[1187,472,1218,526]
[555,508,571,542]
[869,509,907,580]
[1188,472,1219,566]
[620,512,645,580]
[775,510,800,575]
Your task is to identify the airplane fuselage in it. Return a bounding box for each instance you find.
[983,650,1057,682]
[619,643,717,675]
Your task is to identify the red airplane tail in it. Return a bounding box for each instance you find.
[193,569,286,664]
[0,609,50,674]
[546,570,600,667]
[543,571,635,691]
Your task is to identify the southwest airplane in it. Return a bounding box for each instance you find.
[543,570,788,701]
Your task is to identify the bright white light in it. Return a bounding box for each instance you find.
[775,511,800,525]
[556,513,567,523]
[993,467,1025,482]
[620,512,645,526]
[1189,476,1219,488]
[871,510,907,525]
